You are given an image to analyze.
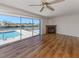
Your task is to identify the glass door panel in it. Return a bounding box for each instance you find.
[0,15,21,45]
[21,17,32,39]
[0,15,4,44]
[33,19,40,36]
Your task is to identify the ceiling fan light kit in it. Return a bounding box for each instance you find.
[29,0,65,12]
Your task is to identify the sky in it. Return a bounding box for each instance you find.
[0,15,40,25]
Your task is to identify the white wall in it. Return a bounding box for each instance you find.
[0,4,47,34]
[41,18,48,34]
[48,14,79,37]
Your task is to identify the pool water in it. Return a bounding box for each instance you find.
[0,31,20,39]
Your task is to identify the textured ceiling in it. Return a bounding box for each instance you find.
[0,0,79,17]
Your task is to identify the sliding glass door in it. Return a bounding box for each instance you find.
[0,14,41,46]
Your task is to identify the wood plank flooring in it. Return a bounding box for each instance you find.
[0,34,79,58]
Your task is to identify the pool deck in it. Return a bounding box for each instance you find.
[0,30,38,46]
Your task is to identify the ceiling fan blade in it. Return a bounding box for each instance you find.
[47,6,55,11]
[29,4,42,6]
[48,0,65,5]
[40,7,44,12]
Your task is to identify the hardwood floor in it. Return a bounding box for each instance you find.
[0,34,79,58]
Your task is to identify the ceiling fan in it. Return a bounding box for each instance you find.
[29,0,65,12]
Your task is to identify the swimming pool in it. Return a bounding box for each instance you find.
[0,31,20,40]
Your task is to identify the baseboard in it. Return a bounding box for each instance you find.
[56,33,79,38]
